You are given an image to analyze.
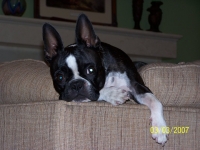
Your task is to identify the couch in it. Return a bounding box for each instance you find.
[0,59,199,150]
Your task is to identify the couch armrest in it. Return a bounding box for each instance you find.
[1,101,199,150]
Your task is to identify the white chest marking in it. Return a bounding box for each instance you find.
[104,72,131,91]
[65,54,79,79]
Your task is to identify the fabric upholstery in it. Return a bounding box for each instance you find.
[0,101,199,150]
[139,62,200,107]
[0,59,200,150]
[0,59,59,104]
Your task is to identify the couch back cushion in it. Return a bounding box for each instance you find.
[139,61,200,107]
[0,59,59,104]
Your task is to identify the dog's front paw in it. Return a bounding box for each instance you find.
[150,115,168,146]
[98,87,129,105]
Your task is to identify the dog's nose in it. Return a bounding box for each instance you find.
[70,80,84,91]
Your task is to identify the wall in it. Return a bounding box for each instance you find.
[0,0,200,63]
[117,0,200,63]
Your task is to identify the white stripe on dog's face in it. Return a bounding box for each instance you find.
[66,54,79,79]
[65,54,91,86]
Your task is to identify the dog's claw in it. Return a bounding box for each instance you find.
[167,134,169,140]
[149,117,152,125]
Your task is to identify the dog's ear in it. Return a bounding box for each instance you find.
[76,14,100,48]
[43,23,64,63]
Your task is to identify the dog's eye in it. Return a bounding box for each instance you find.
[86,66,96,75]
[55,73,65,82]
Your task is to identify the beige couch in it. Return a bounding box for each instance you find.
[0,59,199,150]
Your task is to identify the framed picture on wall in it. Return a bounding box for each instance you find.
[34,0,117,26]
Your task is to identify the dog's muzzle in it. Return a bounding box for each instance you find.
[70,79,84,92]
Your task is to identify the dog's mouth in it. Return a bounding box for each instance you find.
[59,93,88,102]
[72,94,91,102]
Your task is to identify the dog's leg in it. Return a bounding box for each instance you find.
[98,84,168,145]
[98,70,168,145]
[131,83,168,146]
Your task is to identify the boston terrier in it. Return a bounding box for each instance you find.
[43,14,168,146]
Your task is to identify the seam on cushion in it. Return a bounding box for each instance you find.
[139,63,200,75]
[0,100,147,109]
[0,100,66,107]
[46,101,200,111]
[0,100,199,112]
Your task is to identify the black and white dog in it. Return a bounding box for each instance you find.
[43,14,168,145]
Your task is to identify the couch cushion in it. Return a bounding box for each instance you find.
[139,61,200,107]
[0,59,59,104]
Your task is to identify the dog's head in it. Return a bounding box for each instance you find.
[43,14,105,102]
